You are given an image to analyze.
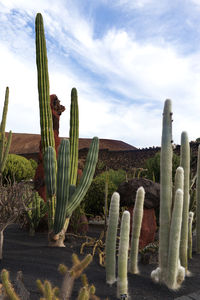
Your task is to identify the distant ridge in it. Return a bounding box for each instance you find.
[6,132,137,155]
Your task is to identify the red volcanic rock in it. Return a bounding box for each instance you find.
[128,206,157,249]
[34,95,65,201]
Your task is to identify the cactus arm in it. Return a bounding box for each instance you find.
[1,269,20,300]
[53,139,70,234]
[167,189,184,290]
[117,211,130,299]
[188,211,194,259]
[66,137,99,217]
[196,145,200,253]
[0,130,12,173]
[129,186,145,274]
[44,146,57,197]
[159,99,173,281]
[35,13,55,154]
[105,192,120,285]
[180,131,190,272]
[70,88,79,186]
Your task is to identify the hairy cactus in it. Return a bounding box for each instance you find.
[188,211,194,259]
[196,145,200,253]
[0,87,12,179]
[105,192,120,285]
[180,131,190,272]
[158,99,173,281]
[167,189,184,290]
[35,13,55,154]
[117,210,130,299]
[129,186,145,274]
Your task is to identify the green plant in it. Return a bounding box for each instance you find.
[0,87,12,181]
[84,169,126,217]
[129,186,145,274]
[117,210,130,299]
[105,192,120,285]
[144,151,180,183]
[35,13,99,247]
[3,154,36,183]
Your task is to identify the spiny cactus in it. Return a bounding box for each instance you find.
[1,269,20,300]
[35,13,55,154]
[0,87,12,179]
[196,145,200,253]
[129,186,145,274]
[188,211,194,259]
[180,131,190,273]
[117,210,130,299]
[105,192,120,285]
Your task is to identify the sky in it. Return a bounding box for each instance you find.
[0,0,200,148]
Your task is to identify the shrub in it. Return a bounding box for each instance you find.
[84,169,126,217]
[144,152,180,182]
[3,154,36,183]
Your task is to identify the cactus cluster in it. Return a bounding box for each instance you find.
[151,99,191,290]
[0,87,12,180]
[35,13,99,246]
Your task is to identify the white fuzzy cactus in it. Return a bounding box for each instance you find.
[129,186,145,274]
[105,192,120,285]
[117,210,130,299]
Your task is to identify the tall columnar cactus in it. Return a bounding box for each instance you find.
[188,211,194,259]
[180,131,190,272]
[35,13,55,154]
[0,87,12,177]
[174,167,184,201]
[167,189,185,290]
[117,210,130,299]
[105,192,120,285]
[129,186,145,274]
[158,99,173,281]
[70,88,79,186]
[196,145,200,253]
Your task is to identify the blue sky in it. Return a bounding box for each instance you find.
[0,0,200,148]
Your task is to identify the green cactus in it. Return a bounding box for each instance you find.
[35,13,55,154]
[27,191,47,236]
[129,186,145,274]
[70,88,79,186]
[117,210,130,299]
[167,189,184,290]
[1,269,20,300]
[0,87,12,179]
[180,131,190,272]
[105,192,120,285]
[158,99,173,281]
[196,145,200,253]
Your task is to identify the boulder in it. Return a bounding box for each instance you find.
[117,178,160,209]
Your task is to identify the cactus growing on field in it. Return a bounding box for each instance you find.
[117,210,130,299]
[151,100,186,289]
[188,211,194,259]
[167,189,184,290]
[105,192,120,285]
[129,186,145,274]
[180,131,190,272]
[35,13,55,154]
[35,13,99,246]
[0,87,12,180]
[196,145,200,253]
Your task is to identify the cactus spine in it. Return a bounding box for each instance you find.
[159,99,173,281]
[180,131,190,272]
[129,186,145,274]
[35,13,55,154]
[167,189,184,290]
[196,145,200,253]
[70,88,79,185]
[105,192,120,285]
[0,87,12,178]
[117,210,130,299]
